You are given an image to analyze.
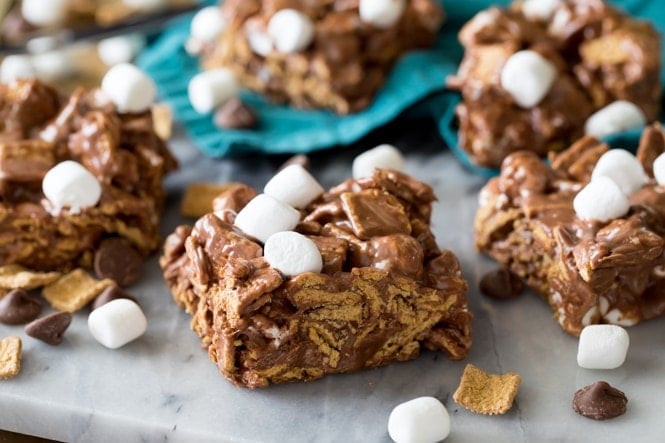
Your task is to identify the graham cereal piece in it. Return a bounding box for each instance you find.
[180,182,239,218]
[42,269,114,313]
[151,103,173,141]
[0,336,22,379]
[0,264,61,291]
[453,363,521,415]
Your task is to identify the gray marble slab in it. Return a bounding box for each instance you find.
[2,122,665,442]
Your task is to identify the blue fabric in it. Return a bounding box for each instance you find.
[138,0,664,171]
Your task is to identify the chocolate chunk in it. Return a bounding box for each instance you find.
[92,285,138,311]
[0,289,42,325]
[573,381,628,420]
[278,154,310,172]
[24,312,73,345]
[213,98,257,130]
[479,267,524,300]
[94,238,143,287]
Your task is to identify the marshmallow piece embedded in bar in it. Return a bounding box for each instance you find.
[42,161,102,214]
[191,6,226,43]
[352,144,405,179]
[98,34,146,67]
[521,0,562,21]
[653,153,665,186]
[500,50,556,108]
[88,298,147,349]
[584,101,647,139]
[388,396,451,443]
[577,324,629,369]
[573,176,630,222]
[267,9,314,53]
[234,194,301,243]
[101,63,156,113]
[22,0,67,27]
[264,165,324,208]
[264,231,322,277]
[0,55,36,84]
[591,149,648,196]
[188,68,239,114]
[31,50,73,82]
[359,0,406,29]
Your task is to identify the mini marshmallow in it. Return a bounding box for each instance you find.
[267,9,314,53]
[521,0,562,21]
[501,50,557,108]
[264,231,322,276]
[573,176,630,222]
[191,6,226,43]
[359,0,406,29]
[234,194,301,243]
[388,396,451,443]
[0,55,36,84]
[22,0,67,27]
[264,165,324,209]
[98,34,146,67]
[591,149,648,196]
[653,152,665,186]
[246,27,273,56]
[584,101,647,139]
[42,161,102,214]
[188,68,239,114]
[577,324,629,369]
[88,298,147,349]
[31,50,73,82]
[101,63,156,113]
[352,144,405,179]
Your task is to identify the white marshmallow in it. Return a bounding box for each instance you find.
[584,101,647,139]
[0,55,36,84]
[42,161,102,214]
[521,0,562,21]
[101,63,156,113]
[577,324,630,370]
[191,6,226,43]
[188,68,239,114]
[359,0,406,29]
[352,144,405,179]
[267,9,314,53]
[31,50,73,82]
[264,231,322,276]
[264,165,324,209]
[234,194,301,243]
[246,27,273,56]
[88,299,147,349]
[501,50,557,108]
[388,397,451,443]
[98,34,146,67]
[653,152,665,186]
[122,0,166,11]
[22,0,67,27]
[573,176,630,222]
[591,149,648,196]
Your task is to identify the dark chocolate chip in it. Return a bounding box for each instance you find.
[92,284,138,311]
[25,312,73,346]
[94,238,143,287]
[278,154,311,172]
[0,289,42,325]
[479,267,524,300]
[214,98,257,129]
[573,381,627,420]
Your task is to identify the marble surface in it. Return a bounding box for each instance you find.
[2,120,665,442]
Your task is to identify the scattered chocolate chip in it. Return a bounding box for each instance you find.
[24,312,73,345]
[92,284,138,311]
[573,381,627,420]
[213,98,257,129]
[479,267,524,300]
[94,238,143,287]
[0,289,42,325]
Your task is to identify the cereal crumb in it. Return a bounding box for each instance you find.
[0,336,22,379]
[0,264,61,291]
[42,269,114,312]
[453,363,521,415]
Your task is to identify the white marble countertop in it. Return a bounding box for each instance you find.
[2,121,665,442]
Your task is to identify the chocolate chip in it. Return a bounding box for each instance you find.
[573,381,627,420]
[92,284,138,311]
[0,289,42,325]
[24,312,73,346]
[278,154,311,172]
[94,238,143,287]
[213,98,257,129]
[479,267,524,300]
